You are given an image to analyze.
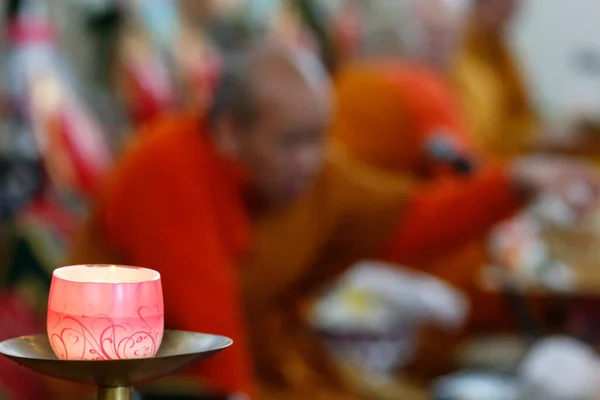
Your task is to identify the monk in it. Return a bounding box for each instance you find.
[329,0,494,300]
[328,0,594,378]
[329,57,598,291]
[453,0,593,158]
[452,0,537,157]
[71,44,333,398]
[70,43,599,399]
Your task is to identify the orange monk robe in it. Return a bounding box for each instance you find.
[71,113,253,395]
[453,19,538,158]
[330,60,476,176]
[71,111,522,399]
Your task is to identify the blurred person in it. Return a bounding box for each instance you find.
[328,0,594,378]
[358,0,471,71]
[329,59,599,277]
[453,0,590,158]
[335,0,476,176]
[71,43,331,399]
[329,0,490,303]
[452,0,536,157]
[245,58,600,396]
[70,43,600,400]
[356,0,568,159]
[333,0,516,322]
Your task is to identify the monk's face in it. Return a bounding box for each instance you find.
[239,78,330,206]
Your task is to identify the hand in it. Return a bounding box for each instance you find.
[509,155,600,212]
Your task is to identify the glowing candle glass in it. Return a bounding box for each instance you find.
[47,265,164,361]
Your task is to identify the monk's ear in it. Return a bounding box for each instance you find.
[212,117,242,158]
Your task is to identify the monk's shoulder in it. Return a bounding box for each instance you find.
[119,112,205,175]
[99,113,210,226]
[96,114,210,213]
[139,111,201,136]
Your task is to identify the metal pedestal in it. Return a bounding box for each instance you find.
[0,330,232,400]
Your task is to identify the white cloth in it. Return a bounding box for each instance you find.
[312,261,468,333]
[312,261,468,374]
[519,336,600,400]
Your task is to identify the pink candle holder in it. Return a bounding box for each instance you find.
[47,265,164,361]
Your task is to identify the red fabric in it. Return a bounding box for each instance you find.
[99,113,253,395]
[0,292,44,400]
[380,164,522,265]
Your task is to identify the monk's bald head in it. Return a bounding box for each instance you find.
[209,43,331,208]
[209,43,329,129]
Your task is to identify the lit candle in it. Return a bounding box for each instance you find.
[47,265,164,360]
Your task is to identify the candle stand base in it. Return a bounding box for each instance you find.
[98,386,134,400]
[0,330,232,400]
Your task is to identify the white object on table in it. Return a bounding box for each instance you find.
[519,336,600,400]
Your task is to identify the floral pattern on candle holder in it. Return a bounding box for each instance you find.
[47,265,164,361]
[48,306,163,360]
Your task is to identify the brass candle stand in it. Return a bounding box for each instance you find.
[0,330,232,400]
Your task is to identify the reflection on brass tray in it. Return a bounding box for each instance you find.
[0,330,232,400]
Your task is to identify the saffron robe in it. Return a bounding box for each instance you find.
[453,20,538,158]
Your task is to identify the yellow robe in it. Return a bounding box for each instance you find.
[453,21,538,158]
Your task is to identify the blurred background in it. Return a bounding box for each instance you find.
[2,0,600,399]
